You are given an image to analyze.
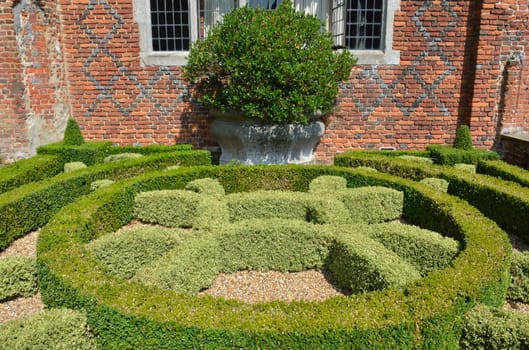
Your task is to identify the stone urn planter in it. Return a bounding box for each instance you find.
[211,117,325,165]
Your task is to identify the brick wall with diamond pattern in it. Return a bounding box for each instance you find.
[1,0,528,164]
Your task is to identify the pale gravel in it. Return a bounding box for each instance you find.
[1,227,529,325]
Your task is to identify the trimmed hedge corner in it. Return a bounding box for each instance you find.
[36,165,510,349]
[0,256,38,302]
[0,149,210,251]
[0,308,97,350]
[427,145,499,165]
[0,155,63,195]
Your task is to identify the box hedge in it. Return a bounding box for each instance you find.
[507,251,529,303]
[36,165,510,349]
[477,159,529,188]
[0,155,63,195]
[0,149,210,251]
[0,256,38,301]
[427,145,499,165]
[335,150,529,242]
[460,303,529,349]
[87,225,186,279]
[0,308,97,350]
[362,222,459,276]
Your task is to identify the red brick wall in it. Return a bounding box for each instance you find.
[1,0,528,164]
[0,0,70,162]
[0,0,29,162]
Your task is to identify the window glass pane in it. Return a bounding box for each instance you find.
[345,0,384,50]
[248,0,282,9]
[150,0,190,52]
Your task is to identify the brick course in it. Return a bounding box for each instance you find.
[1,0,528,164]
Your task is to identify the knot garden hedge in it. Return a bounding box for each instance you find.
[33,162,510,349]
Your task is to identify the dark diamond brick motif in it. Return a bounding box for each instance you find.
[78,0,188,120]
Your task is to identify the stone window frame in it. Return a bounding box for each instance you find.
[133,0,400,66]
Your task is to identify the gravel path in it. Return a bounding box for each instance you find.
[1,227,528,325]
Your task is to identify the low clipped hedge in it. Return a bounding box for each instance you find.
[363,223,459,276]
[87,225,186,279]
[0,256,38,301]
[37,165,510,349]
[0,308,97,350]
[427,145,499,165]
[37,141,193,166]
[460,303,529,349]
[508,251,529,302]
[0,149,210,251]
[0,155,63,195]
[477,159,529,188]
[335,150,529,242]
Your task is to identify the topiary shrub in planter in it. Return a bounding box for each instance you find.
[183,1,355,164]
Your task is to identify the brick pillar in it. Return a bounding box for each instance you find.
[0,0,30,162]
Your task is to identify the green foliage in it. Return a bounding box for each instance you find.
[134,231,220,295]
[335,149,529,242]
[477,160,529,188]
[62,118,85,146]
[0,155,63,195]
[363,222,459,276]
[219,219,331,274]
[0,256,38,301]
[37,142,194,166]
[336,186,404,224]
[0,149,210,251]
[134,190,203,228]
[226,190,308,222]
[184,177,225,198]
[90,179,114,191]
[427,144,499,165]
[103,153,143,163]
[0,308,97,350]
[64,161,87,173]
[507,251,529,302]
[35,165,511,348]
[327,228,421,293]
[88,225,185,279]
[420,177,449,192]
[308,175,347,194]
[454,125,473,150]
[183,0,355,124]
[38,141,112,166]
[460,304,529,349]
[454,163,476,174]
[397,155,434,164]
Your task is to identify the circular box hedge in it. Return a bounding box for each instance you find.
[37,165,510,349]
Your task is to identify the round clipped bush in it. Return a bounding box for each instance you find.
[0,256,38,301]
[103,153,143,163]
[183,0,355,124]
[508,251,529,302]
[420,177,449,192]
[90,179,114,191]
[0,308,97,350]
[37,165,511,348]
[64,161,87,173]
[461,303,529,349]
[184,177,225,198]
[87,225,187,279]
[308,175,347,194]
